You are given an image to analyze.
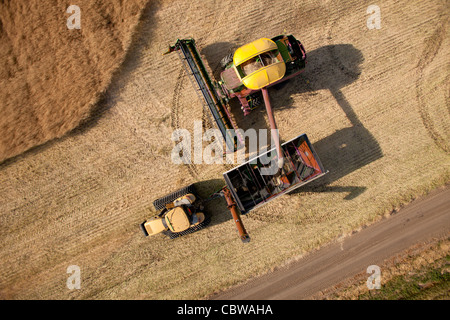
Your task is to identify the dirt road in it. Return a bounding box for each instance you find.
[210,186,450,299]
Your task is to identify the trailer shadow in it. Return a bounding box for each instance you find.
[193,178,237,226]
[201,43,383,200]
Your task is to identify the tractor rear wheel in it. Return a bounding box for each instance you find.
[153,184,197,211]
[163,214,211,239]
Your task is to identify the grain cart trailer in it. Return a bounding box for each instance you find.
[141,133,327,242]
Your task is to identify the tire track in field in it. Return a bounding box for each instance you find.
[170,67,200,179]
[415,18,450,154]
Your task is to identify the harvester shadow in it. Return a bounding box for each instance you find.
[288,44,383,198]
[202,43,383,200]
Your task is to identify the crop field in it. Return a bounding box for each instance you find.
[0,0,449,299]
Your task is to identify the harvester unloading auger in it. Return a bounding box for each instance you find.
[140,36,327,242]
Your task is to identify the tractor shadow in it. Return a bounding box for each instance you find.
[201,43,383,201]
[193,178,237,226]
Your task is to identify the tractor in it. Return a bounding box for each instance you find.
[140,184,210,239]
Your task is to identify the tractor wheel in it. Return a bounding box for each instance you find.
[164,214,211,239]
[153,184,197,211]
[220,53,234,69]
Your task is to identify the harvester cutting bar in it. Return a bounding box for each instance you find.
[171,39,244,152]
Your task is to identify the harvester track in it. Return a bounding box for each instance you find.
[415,20,449,154]
[170,68,200,179]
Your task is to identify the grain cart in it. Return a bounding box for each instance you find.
[164,35,307,166]
[141,133,327,242]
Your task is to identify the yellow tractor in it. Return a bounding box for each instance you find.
[140,184,209,239]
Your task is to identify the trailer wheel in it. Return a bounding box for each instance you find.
[153,184,197,211]
[220,53,234,69]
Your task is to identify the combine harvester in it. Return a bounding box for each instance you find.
[140,36,327,242]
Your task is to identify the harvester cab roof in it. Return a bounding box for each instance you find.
[233,38,286,90]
